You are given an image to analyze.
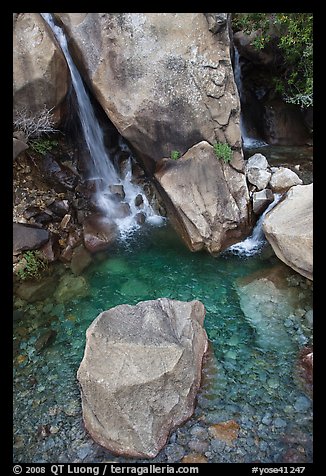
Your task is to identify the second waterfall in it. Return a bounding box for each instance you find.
[41,13,163,237]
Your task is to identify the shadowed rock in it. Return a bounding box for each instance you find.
[13,223,50,254]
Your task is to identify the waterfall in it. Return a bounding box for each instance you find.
[226,194,282,257]
[234,47,267,149]
[41,13,163,236]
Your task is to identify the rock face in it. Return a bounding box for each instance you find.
[263,184,313,280]
[77,298,208,458]
[13,13,69,122]
[55,13,243,171]
[155,141,250,254]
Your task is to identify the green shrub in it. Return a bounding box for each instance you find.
[213,142,233,163]
[170,150,181,160]
[232,13,313,108]
[17,251,47,281]
[30,138,58,155]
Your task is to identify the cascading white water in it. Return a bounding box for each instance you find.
[227,194,282,256]
[41,13,163,235]
[234,48,267,149]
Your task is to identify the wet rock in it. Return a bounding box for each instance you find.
[77,298,208,458]
[252,189,274,215]
[109,184,125,199]
[236,271,297,351]
[305,310,313,327]
[261,413,272,425]
[135,212,146,225]
[294,396,311,412]
[188,439,209,453]
[190,425,209,440]
[114,202,131,219]
[83,214,118,253]
[16,276,57,303]
[165,443,186,463]
[35,329,57,353]
[282,448,307,463]
[70,244,92,275]
[208,420,240,444]
[54,274,89,302]
[13,223,50,253]
[135,194,144,207]
[181,453,208,463]
[273,417,287,428]
[37,424,51,439]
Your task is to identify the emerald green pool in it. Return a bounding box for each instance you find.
[13,223,313,463]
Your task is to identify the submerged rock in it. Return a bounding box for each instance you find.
[15,276,57,303]
[54,274,89,302]
[155,141,250,254]
[263,184,313,280]
[252,189,274,215]
[208,420,240,444]
[77,298,208,458]
[236,265,299,351]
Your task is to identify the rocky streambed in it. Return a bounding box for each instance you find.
[13,225,313,464]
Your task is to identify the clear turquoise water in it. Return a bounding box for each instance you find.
[13,223,313,463]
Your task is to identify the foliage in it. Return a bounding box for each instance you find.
[213,142,233,163]
[30,138,58,155]
[232,13,313,108]
[170,150,181,160]
[17,251,47,281]
[13,106,59,142]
